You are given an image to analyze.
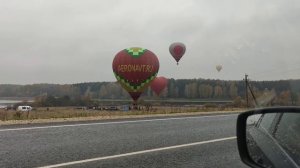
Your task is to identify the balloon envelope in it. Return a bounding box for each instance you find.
[216,65,222,72]
[169,42,186,64]
[150,76,168,96]
[112,47,159,101]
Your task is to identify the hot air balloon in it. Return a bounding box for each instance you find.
[150,76,168,96]
[112,47,159,102]
[216,65,222,72]
[169,42,186,65]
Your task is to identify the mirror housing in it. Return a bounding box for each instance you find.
[237,107,300,168]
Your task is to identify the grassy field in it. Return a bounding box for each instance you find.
[0,106,245,123]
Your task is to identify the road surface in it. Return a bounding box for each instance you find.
[0,114,247,168]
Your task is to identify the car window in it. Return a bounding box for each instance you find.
[259,113,277,133]
[274,113,300,165]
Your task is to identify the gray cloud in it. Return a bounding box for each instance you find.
[0,0,299,84]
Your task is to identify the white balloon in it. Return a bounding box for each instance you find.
[216,65,222,72]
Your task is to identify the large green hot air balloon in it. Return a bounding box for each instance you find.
[112,47,159,102]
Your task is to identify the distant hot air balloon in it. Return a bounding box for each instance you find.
[112,47,159,102]
[169,42,186,65]
[150,76,168,96]
[216,65,222,72]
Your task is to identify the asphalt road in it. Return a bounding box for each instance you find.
[0,114,248,168]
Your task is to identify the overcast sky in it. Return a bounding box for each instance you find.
[0,0,300,84]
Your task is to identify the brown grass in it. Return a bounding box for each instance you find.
[0,106,245,123]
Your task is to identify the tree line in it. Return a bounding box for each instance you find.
[0,78,299,106]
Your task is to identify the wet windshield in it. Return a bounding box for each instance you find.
[0,0,299,168]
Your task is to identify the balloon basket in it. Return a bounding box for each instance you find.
[132,101,139,110]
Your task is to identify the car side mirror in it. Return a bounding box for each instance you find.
[236,107,300,168]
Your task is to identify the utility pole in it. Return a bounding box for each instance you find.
[244,74,249,107]
[244,74,258,107]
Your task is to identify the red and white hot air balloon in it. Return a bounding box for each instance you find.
[169,42,186,65]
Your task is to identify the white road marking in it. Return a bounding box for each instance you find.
[0,114,237,132]
[39,136,237,168]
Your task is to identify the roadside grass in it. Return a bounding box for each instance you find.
[0,106,244,122]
